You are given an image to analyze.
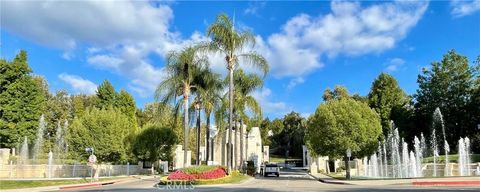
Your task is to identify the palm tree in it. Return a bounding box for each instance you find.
[190,68,223,165]
[205,13,269,172]
[156,46,208,167]
[198,71,223,163]
[232,69,263,169]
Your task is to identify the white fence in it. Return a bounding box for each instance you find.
[0,163,148,179]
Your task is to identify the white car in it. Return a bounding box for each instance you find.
[264,164,280,177]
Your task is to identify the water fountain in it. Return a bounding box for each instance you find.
[19,136,29,164]
[33,115,46,162]
[359,108,477,179]
[433,108,449,174]
[382,143,387,177]
[413,136,424,177]
[458,137,471,176]
[401,139,409,178]
[431,129,439,177]
[409,151,417,177]
[54,120,68,163]
[48,151,53,179]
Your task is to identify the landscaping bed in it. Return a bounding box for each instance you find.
[159,166,250,185]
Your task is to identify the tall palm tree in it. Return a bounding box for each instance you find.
[232,69,263,169]
[190,68,223,165]
[205,13,269,172]
[199,71,223,162]
[156,46,208,167]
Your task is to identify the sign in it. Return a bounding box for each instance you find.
[346,148,351,158]
[88,154,97,163]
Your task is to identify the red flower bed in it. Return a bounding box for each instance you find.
[168,167,226,180]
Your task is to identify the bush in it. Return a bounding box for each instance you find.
[246,161,256,176]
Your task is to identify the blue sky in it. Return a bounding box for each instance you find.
[1,1,479,119]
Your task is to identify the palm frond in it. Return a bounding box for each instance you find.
[239,51,269,77]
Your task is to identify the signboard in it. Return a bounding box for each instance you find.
[346,148,351,158]
[88,154,97,163]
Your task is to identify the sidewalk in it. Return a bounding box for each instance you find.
[1,175,156,192]
[309,173,480,186]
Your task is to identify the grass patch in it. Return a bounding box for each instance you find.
[0,177,122,190]
[159,172,250,185]
[269,155,286,163]
[268,155,302,163]
[424,154,480,163]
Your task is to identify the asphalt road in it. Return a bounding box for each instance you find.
[64,169,480,192]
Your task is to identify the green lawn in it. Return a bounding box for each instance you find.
[269,155,286,163]
[423,154,480,163]
[0,177,123,190]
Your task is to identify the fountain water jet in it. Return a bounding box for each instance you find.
[414,136,424,177]
[33,115,46,162]
[401,139,409,178]
[458,137,471,176]
[431,129,439,177]
[410,151,417,177]
[19,136,29,164]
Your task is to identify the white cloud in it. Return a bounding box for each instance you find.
[1,1,173,49]
[252,88,290,116]
[451,0,480,17]
[58,73,97,95]
[287,77,305,90]
[261,1,428,78]
[61,52,74,61]
[244,1,267,16]
[385,58,405,72]
[2,1,176,96]
[1,0,428,99]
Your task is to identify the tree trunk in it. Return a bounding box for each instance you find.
[228,67,234,173]
[183,94,189,168]
[234,119,238,169]
[240,119,244,170]
[345,155,351,180]
[206,112,211,162]
[196,107,201,165]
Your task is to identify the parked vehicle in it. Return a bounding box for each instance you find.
[264,163,280,177]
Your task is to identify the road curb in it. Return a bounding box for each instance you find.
[59,181,116,189]
[412,180,480,186]
[308,173,349,185]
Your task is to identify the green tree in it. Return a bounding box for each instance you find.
[132,125,178,163]
[205,13,269,172]
[322,86,350,101]
[156,46,207,167]
[68,108,134,162]
[259,118,272,146]
[306,95,382,179]
[281,112,306,158]
[95,80,116,109]
[116,89,138,133]
[414,50,477,150]
[71,94,96,117]
[368,73,409,137]
[0,51,46,148]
